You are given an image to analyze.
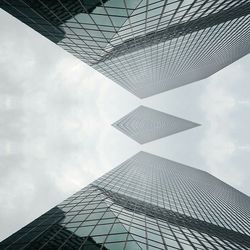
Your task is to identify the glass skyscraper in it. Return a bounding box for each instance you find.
[1,0,250,97]
[1,152,250,249]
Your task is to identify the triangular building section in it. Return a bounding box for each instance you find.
[112,106,200,144]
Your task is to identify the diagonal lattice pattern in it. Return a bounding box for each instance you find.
[112,106,200,144]
[1,0,250,97]
[1,152,250,249]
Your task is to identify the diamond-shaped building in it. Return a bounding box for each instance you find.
[1,152,250,249]
[112,106,200,144]
[1,0,250,97]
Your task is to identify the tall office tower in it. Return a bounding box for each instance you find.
[1,1,250,98]
[1,152,250,249]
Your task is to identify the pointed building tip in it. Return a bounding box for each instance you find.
[138,141,145,145]
[136,151,170,160]
[135,92,149,99]
[112,105,202,144]
[137,95,145,99]
[131,151,199,171]
[137,150,156,156]
[194,122,202,127]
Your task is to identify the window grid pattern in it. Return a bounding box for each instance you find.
[1,0,250,98]
[1,152,250,249]
[112,105,199,144]
[94,152,250,235]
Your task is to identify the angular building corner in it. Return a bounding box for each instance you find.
[112,106,200,144]
[1,151,250,249]
[1,0,250,98]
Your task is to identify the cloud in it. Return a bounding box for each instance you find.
[0,10,115,240]
[200,56,250,193]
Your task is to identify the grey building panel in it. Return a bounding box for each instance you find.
[1,0,250,97]
[95,2,250,64]
[112,106,200,144]
[1,152,250,249]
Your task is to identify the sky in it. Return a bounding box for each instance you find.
[0,9,250,241]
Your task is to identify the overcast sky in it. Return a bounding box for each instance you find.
[0,9,250,241]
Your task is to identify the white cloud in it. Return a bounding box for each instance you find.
[238,145,250,151]
[200,58,250,190]
[0,10,141,240]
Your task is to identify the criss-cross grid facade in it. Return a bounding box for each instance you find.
[1,152,250,249]
[1,0,250,98]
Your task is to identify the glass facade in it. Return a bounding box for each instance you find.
[1,152,250,249]
[1,0,250,97]
[112,106,200,144]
